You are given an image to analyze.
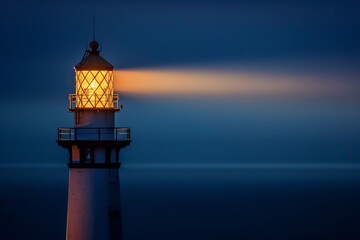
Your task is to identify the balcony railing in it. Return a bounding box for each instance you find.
[68,93,120,110]
[58,127,130,141]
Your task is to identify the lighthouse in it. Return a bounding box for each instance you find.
[57,39,131,240]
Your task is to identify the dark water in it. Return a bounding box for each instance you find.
[1,165,360,240]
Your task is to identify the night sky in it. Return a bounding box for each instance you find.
[1,0,360,165]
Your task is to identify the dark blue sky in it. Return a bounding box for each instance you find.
[1,0,360,165]
[1,0,360,100]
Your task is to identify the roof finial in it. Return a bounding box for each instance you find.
[89,16,99,52]
[93,16,96,41]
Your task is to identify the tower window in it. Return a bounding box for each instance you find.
[85,148,93,162]
[105,148,111,163]
[80,148,94,163]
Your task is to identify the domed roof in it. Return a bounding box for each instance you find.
[75,41,114,71]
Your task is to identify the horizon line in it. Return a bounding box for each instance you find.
[1,163,360,169]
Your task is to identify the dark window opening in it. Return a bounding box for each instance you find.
[80,148,94,163]
[106,148,111,163]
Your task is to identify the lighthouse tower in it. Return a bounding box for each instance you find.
[57,40,131,240]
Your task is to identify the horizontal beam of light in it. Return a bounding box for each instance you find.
[114,66,359,100]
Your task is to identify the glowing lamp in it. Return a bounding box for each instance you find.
[70,40,117,109]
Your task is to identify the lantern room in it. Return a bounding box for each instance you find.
[69,40,119,110]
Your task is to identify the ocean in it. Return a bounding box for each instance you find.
[1,165,360,240]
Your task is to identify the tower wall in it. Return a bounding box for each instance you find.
[67,169,108,240]
[66,148,122,240]
[66,109,122,240]
[75,110,115,128]
[108,169,122,240]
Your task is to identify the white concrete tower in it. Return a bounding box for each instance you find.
[57,40,131,240]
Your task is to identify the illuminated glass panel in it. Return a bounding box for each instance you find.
[75,70,114,108]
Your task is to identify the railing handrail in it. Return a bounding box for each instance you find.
[58,127,130,141]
